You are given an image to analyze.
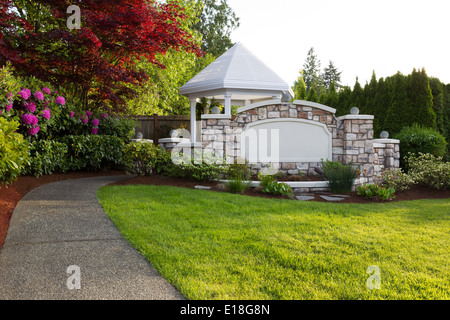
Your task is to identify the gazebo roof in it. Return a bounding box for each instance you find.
[179,42,293,103]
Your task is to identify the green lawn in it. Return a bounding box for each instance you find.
[97,185,450,300]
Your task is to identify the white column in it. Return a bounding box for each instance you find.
[224,94,232,116]
[190,99,197,143]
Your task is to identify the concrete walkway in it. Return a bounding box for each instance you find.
[0,175,185,300]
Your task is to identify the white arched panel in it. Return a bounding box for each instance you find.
[240,119,332,163]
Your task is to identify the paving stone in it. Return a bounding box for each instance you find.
[296,196,316,201]
[320,195,345,202]
[195,186,212,190]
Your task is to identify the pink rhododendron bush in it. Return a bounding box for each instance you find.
[0,65,135,181]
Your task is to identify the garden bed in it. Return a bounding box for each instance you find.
[1,171,449,249]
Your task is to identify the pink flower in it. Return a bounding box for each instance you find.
[91,127,98,135]
[34,91,44,101]
[69,111,75,118]
[18,88,31,100]
[41,108,51,120]
[24,101,36,113]
[91,118,99,127]
[100,113,108,119]
[5,104,13,112]
[80,115,88,124]
[42,87,51,95]
[21,113,39,126]
[85,110,92,118]
[27,126,40,136]
[55,96,65,105]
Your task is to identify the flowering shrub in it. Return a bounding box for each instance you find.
[377,168,415,191]
[405,153,450,190]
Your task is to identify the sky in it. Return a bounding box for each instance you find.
[227,0,450,88]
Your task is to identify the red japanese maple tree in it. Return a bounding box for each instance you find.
[1,0,201,111]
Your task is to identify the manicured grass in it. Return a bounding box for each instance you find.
[97,185,450,300]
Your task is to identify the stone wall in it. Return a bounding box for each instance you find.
[201,101,338,176]
[159,100,400,190]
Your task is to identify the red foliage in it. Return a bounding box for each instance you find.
[1,0,201,111]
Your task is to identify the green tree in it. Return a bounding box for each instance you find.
[351,77,365,109]
[302,47,322,93]
[293,70,307,100]
[325,81,339,108]
[322,60,342,90]
[192,0,240,57]
[429,77,446,137]
[336,85,352,116]
[443,84,450,144]
[384,72,410,135]
[407,68,436,129]
[306,86,318,102]
[363,71,378,115]
[372,77,390,137]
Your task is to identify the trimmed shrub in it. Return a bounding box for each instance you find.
[122,141,171,176]
[23,140,69,177]
[165,150,227,182]
[0,118,29,185]
[60,135,124,171]
[405,153,449,190]
[395,124,447,168]
[321,160,360,194]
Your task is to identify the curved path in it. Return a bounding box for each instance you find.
[0,175,185,300]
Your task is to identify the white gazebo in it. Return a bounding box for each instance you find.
[179,42,294,142]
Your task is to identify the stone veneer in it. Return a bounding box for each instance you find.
[160,100,400,190]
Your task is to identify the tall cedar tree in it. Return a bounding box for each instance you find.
[429,77,446,138]
[372,77,390,137]
[443,84,450,143]
[0,0,201,111]
[363,71,377,115]
[384,72,410,135]
[407,68,436,130]
[351,77,364,110]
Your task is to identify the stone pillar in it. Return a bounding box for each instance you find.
[201,114,232,162]
[373,138,401,176]
[336,114,375,184]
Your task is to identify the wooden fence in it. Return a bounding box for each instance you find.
[131,115,190,142]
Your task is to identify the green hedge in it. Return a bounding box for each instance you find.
[0,118,29,185]
[59,135,124,171]
[395,124,448,167]
[23,140,69,177]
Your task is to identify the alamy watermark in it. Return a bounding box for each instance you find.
[66,265,81,290]
[67,5,81,30]
[366,265,381,290]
